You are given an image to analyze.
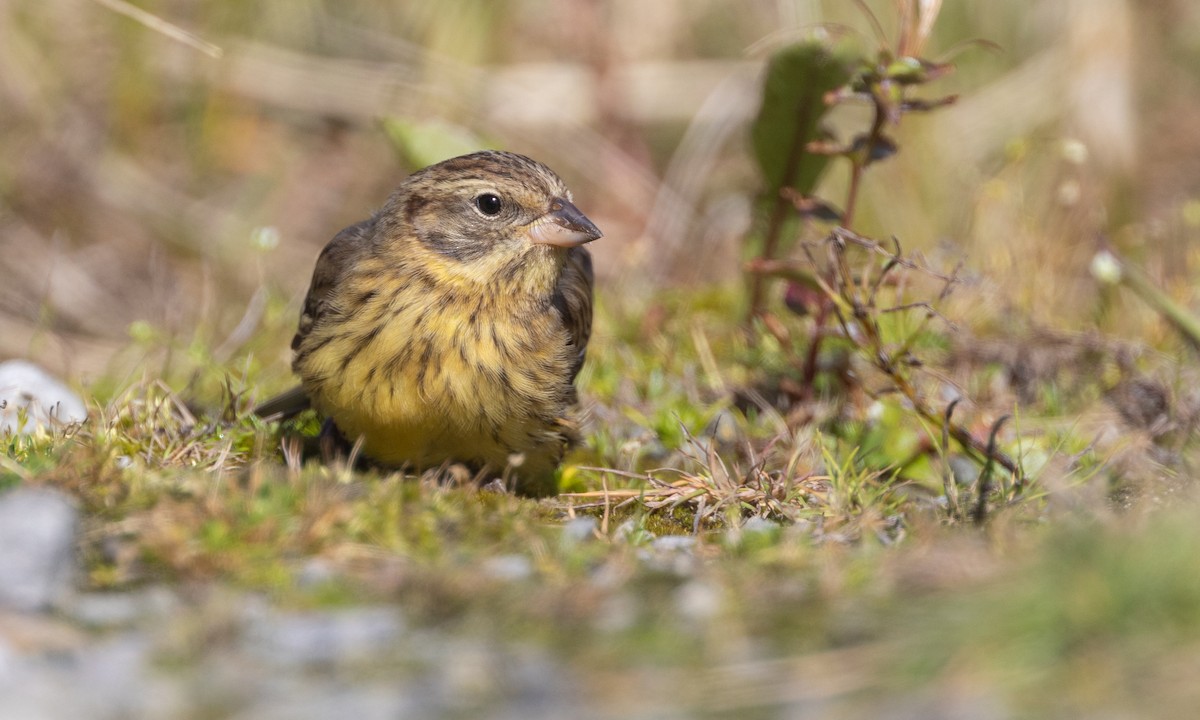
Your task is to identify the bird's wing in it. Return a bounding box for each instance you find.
[252,219,373,421]
[553,245,594,385]
[291,218,375,354]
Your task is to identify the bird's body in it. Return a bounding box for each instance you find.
[262,151,600,496]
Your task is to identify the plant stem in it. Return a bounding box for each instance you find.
[843,161,865,230]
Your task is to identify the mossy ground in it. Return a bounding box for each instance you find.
[8,280,1200,717]
[5,2,1200,716]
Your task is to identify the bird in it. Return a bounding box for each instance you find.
[255,150,601,496]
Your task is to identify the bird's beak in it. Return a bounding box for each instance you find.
[528,197,603,248]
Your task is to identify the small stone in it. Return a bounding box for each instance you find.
[67,593,143,628]
[726,517,784,550]
[230,683,414,720]
[482,554,533,582]
[742,517,781,535]
[480,478,508,494]
[244,607,404,667]
[0,488,78,611]
[640,535,698,576]
[615,519,655,545]
[560,516,598,544]
[593,592,636,633]
[66,587,178,629]
[676,580,722,621]
[948,456,981,487]
[650,535,696,553]
[295,558,337,589]
[0,361,87,434]
[70,635,158,716]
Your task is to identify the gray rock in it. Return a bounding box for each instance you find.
[742,516,782,535]
[0,360,87,434]
[67,587,179,629]
[229,679,416,720]
[675,580,722,622]
[66,635,163,718]
[413,640,584,720]
[948,455,981,487]
[243,607,405,667]
[615,519,654,545]
[640,535,699,576]
[724,517,784,551]
[0,488,78,611]
[0,633,184,720]
[592,592,636,633]
[560,516,598,544]
[481,645,582,720]
[295,558,338,589]
[650,535,696,553]
[482,554,534,581]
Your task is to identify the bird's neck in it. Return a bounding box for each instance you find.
[402,243,564,301]
[495,245,565,299]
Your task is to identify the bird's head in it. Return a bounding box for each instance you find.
[378,151,601,290]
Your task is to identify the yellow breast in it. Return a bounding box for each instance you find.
[296,285,574,487]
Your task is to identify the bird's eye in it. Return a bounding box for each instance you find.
[475,193,504,216]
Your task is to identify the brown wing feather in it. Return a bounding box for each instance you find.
[291,219,375,355]
[253,219,374,421]
[553,245,594,386]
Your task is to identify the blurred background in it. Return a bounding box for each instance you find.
[2,0,1198,393]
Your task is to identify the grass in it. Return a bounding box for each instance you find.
[5,0,1200,716]
[8,285,1200,716]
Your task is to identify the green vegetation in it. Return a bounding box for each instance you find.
[5,0,1200,716]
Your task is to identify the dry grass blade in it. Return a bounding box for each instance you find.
[90,0,223,58]
[566,427,830,526]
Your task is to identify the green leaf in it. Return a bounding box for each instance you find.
[381,118,490,169]
[885,56,925,83]
[751,41,856,196]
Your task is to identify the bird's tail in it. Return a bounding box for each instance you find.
[253,385,311,421]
